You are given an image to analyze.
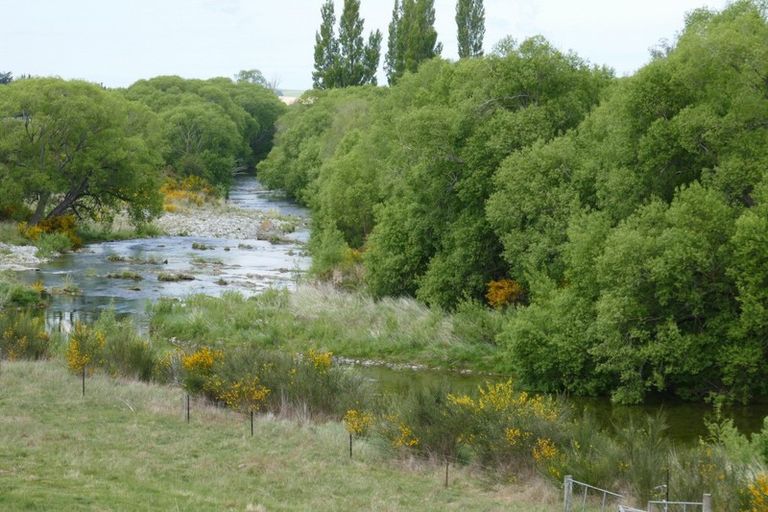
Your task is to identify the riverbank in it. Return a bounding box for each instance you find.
[0,360,555,511]
[149,283,503,372]
[0,242,46,271]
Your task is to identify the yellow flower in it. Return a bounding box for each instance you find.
[344,409,374,436]
[532,438,558,462]
[394,423,419,448]
[182,347,221,372]
[308,349,333,371]
[748,473,768,512]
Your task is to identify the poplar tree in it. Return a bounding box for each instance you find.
[456,0,485,58]
[338,0,382,86]
[313,0,381,89]
[384,0,442,85]
[313,0,339,89]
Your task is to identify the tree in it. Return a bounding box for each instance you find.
[384,0,442,84]
[384,0,403,84]
[338,0,382,86]
[456,0,484,58]
[0,72,12,85]
[0,78,163,225]
[234,69,268,87]
[313,1,340,89]
[313,0,381,88]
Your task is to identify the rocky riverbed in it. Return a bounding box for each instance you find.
[0,242,46,271]
[155,204,304,241]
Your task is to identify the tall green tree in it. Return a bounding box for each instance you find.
[456,0,484,58]
[313,0,339,89]
[0,72,12,85]
[384,0,403,84]
[338,0,382,86]
[0,78,163,225]
[313,0,381,89]
[385,0,442,84]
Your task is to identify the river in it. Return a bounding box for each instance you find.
[18,176,768,442]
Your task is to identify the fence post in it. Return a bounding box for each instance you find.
[702,494,712,512]
[564,475,573,512]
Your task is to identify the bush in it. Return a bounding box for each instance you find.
[0,310,51,360]
[0,274,47,309]
[445,380,567,477]
[93,310,157,382]
[34,232,73,258]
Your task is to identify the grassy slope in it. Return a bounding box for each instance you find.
[0,361,555,511]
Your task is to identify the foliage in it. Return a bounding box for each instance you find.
[344,409,374,436]
[456,0,484,58]
[384,0,443,84]
[66,321,106,372]
[0,78,163,226]
[312,0,381,89]
[485,279,523,309]
[148,286,500,371]
[0,310,50,360]
[0,273,47,309]
[124,75,285,188]
[92,309,157,382]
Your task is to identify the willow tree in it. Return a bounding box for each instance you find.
[0,78,162,225]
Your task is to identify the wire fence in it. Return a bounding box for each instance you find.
[563,476,713,512]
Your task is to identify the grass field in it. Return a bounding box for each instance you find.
[0,360,557,511]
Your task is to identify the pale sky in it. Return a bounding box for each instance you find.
[0,0,730,90]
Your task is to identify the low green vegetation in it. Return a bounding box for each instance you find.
[157,272,195,282]
[0,360,551,511]
[105,271,143,281]
[0,272,47,309]
[149,285,503,370]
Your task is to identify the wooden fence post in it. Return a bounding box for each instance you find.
[563,475,573,512]
[702,493,712,512]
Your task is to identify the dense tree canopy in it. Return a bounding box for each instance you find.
[260,0,768,404]
[0,78,163,224]
[125,75,284,189]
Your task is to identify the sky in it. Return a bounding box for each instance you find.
[0,0,731,91]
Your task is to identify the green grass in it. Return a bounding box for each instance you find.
[0,221,27,246]
[149,284,504,371]
[0,360,556,511]
[78,218,165,244]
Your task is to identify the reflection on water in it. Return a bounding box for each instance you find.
[359,365,768,441]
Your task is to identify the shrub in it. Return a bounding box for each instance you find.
[93,310,157,382]
[0,310,50,360]
[446,380,566,473]
[0,275,47,309]
[485,279,524,309]
[66,322,106,372]
[34,232,74,258]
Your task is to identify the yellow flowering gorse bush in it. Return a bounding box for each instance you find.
[67,322,105,372]
[308,349,333,372]
[748,473,768,512]
[344,409,374,436]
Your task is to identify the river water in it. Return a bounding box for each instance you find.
[18,176,768,441]
[20,178,310,332]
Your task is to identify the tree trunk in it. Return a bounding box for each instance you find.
[30,191,50,225]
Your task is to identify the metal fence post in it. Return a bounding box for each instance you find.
[702,494,712,512]
[564,475,573,512]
